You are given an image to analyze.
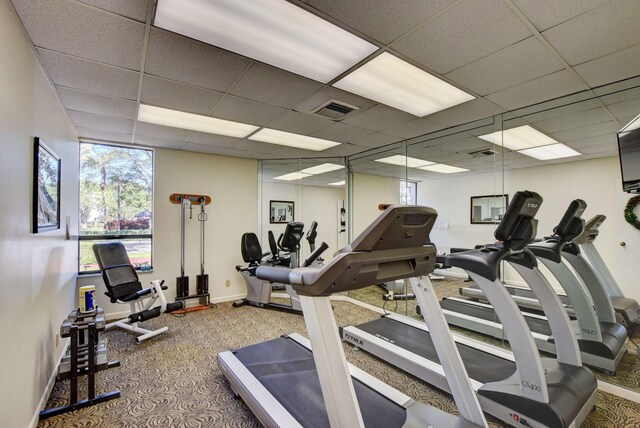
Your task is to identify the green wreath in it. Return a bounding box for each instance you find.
[624,195,640,230]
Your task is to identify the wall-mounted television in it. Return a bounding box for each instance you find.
[617,114,640,194]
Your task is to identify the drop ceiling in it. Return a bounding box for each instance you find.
[10,0,640,175]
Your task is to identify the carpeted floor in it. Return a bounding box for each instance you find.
[347,276,640,392]
[38,289,640,427]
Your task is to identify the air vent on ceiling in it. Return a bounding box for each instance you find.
[468,148,499,158]
[311,99,359,120]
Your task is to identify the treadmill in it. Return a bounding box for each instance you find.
[446,201,627,374]
[342,191,597,428]
[218,206,487,428]
[461,214,640,328]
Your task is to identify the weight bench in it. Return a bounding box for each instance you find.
[93,242,184,343]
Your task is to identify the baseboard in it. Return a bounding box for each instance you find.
[29,338,70,428]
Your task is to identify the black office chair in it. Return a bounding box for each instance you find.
[93,242,184,343]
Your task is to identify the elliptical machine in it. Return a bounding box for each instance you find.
[233,222,327,314]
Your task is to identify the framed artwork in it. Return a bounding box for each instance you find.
[270,200,294,224]
[33,137,61,233]
[470,194,508,224]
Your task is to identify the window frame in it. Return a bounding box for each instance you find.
[400,180,417,205]
[78,141,154,275]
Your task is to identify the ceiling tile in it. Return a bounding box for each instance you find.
[427,97,505,126]
[233,140,281,154]
[343,104,415,131]
[486,70,585,110]
[187,132,243,148]
[181,142,228,156]
[541,0,640,66]
[13,0,145,70]
[145,28,250,92]
[607,98,640,122]
[68,111,134,133]
[295,86,376,115]
[230,63,324,109]
[574,43,640,88]
[305,0,456,44]
[270,146,330,158]
[57,87,137,119]
[77,0,148,22]
[349,132,401,148]
[37,49,139,99]
[212,95,286,126]
[600,86,640,105]
[311,122,373,142]
[515,99,601,123]
[75,127,132,144]
[223,148,264,159]
[391,0,532,74]
[446,37,564,96]
[513,0,609,32]
[532,107,612,134]
[141,75,223,115]
[323,143,368,156]
[568,133,616,149]
[382,118,448,139]
[266,111,334,134]
[134,134,185,150]
[551,121,620,142]
[135,122,192,141]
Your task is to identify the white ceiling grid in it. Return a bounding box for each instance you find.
[8,0,640,175]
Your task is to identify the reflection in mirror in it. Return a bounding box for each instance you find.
[470,194,508,224]
[269,200,294,223]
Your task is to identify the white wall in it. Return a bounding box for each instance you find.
[416,156,640,302]
[78,150,258,315]
[0,2,80,426]
[259,181,345,260]
[352,172,401,238]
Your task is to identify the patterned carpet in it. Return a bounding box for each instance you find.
[38,289,640,427]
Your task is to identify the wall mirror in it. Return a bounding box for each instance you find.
[470,194,508,224]
[33,137,61,233]
[269,200,294,223]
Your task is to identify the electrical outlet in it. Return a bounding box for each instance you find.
[225,279,231,287]
[55,332,59,347]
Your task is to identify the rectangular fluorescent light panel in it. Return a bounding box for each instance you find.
[334,52,475,116]
[518,144,581,160]
[154,0,377,84]
[137,104,258,138]
[300,163,344,175]
[478,125,559,151]
[419,163,469,174]
[273,172,312,181]
[249,128,340,151]
[328,180,345,186]
[375,155,435,168]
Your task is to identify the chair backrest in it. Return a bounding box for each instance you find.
[241,233,263,264]
[93,242,142,300]
[268,230,279,257]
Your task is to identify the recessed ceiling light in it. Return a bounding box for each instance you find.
[334,52,475,116]
[300,163,344,175]
[375,155,435,168]
[478,125,558,151]
[137,104,258,138]
[419,163,469,174]
[518,144,581,160]
[249,128,341,151]
[154,0,378,84]
[273,172,311,181]
[328,180,346,186]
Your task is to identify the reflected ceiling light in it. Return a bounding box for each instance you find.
[419,163,469,174]
[249,128,341,151]
[518,144,581,160]
[328,180,346,186]
[375,155,435,168]
[300,163,344,175]
[273,172,311,181]
[334,52,475,116]
[137,104,258,137]
[478,125,558,151]
[154,0,377,84]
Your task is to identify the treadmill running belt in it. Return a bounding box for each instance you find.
[357,317,516,384]
[441,298,553,336]
[466,284,571,306]
[233,337,407,428]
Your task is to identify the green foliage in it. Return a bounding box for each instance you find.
[624,195,640,230]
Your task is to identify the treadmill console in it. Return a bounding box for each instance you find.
[552,199,586,242]
[494,190,543,251]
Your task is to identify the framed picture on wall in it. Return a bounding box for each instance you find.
[470,194,508,224]
[33,137,61,233]
[270,200,294,224]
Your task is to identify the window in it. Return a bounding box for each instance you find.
[79,142,153,273]
[400,180,417,205]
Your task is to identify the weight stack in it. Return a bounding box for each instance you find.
[196,274,209,295]
[176,276,189,298]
